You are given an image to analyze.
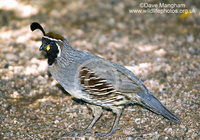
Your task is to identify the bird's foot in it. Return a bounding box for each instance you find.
[77,129,93,136]
[95,127,120,138]
[61,129,78,137]
[61,129,92,138]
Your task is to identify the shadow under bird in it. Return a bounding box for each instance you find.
[30,22,180,137]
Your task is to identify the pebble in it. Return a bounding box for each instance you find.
[4,63,9,68]
[135,118,141,124]
[6,53,19,61]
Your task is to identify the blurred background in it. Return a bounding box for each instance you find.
[0,0,199,139]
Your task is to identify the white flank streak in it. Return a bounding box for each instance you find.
[105,86,114,90]
[90,77,100,80]
[93,83,104,86]
[84,79,90,82]
[106,90,115,94]
[88,71,95,74]
[99,80,107,83]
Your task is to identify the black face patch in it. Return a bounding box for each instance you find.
[41,37,59,65]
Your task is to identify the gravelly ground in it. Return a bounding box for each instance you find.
[0,0,200,139]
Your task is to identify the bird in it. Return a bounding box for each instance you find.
[30,22,180,137]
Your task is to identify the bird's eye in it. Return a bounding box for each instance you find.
[50,41,55,45]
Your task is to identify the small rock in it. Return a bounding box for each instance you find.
[188,129,194,133]
[167,128,172,133]
[10,91,20,98]
[4,63,9,68]
[154,48,166,56]
[6,53,19,61]
[135,118,141,124]
[109,18,115,25]
[180,125,185,129]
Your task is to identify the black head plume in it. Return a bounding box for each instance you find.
[30,22,46,35]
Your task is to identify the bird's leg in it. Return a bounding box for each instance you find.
[96,108,123,137]
[77,104,103,136]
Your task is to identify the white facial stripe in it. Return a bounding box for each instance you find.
[43,36,63,42]
[56,43,61,57]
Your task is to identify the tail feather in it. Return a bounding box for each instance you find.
[137,91,180,124]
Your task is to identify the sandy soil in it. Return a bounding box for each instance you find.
[0,0,199,139]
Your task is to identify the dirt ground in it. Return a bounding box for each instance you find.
[0,0,199,139]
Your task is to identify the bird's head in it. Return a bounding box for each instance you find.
[30,22,67,65]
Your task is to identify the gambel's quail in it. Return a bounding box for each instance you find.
[30,22,180,137]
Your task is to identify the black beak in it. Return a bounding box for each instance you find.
[39,44,45,51]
